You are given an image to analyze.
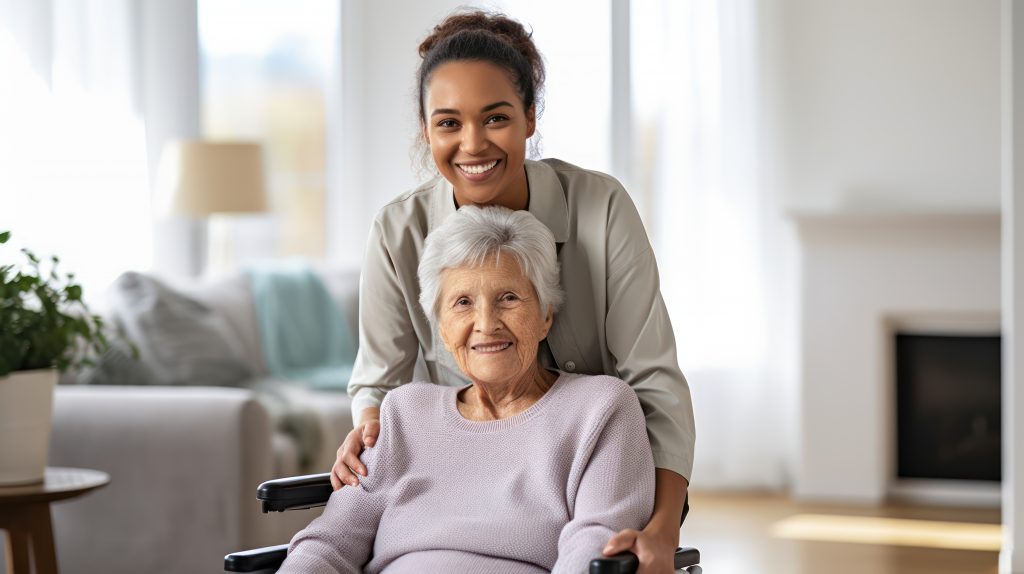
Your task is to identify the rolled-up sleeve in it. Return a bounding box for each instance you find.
[347,219,420,419]
[604,195,696,483]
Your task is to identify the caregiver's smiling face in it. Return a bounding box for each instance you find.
[422,60,536,211]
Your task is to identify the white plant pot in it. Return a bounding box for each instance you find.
[0,368,57,486]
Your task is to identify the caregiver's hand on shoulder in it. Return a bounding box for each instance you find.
[602,527,676,574]
[330,407,381,490]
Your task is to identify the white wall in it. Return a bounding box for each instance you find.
[328,0,469,267]
[762,0,1001,214]
[1001,0,1024,570]
[758,0,1004,503]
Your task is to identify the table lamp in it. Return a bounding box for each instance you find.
[156,140,268,275]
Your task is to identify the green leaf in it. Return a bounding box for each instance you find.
[21,248,39,264]
[0,231,9,244]
[0,237,122,374]
[17,275,36,291]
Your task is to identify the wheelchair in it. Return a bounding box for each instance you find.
[224,472,702,574]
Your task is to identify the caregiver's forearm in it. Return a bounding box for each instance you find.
[646,468,688,545]
[357,407,381,426]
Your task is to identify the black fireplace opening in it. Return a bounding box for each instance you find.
[896,333,1001,482]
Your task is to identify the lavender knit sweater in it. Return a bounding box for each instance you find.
[280,372,655,574]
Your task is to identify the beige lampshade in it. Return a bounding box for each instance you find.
[157,141,268,216]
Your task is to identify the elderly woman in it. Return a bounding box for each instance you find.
[279,206,655,574]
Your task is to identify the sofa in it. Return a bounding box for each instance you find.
[8,268,360,574]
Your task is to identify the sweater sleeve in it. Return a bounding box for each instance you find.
[551,386,656,574]
[276,485,384,574]
[278,397,397,573]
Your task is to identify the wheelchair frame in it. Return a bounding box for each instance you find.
[224,472,703,573]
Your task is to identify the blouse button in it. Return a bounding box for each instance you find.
[564,361,576,372]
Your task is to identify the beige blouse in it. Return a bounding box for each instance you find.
[348,158,695,481]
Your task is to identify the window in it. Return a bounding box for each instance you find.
[494,0,612,173]
[0,3,152,304]
[199,0,338,262]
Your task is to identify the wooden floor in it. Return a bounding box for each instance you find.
[679,492,1001,574]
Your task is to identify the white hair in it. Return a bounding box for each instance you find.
[418,205,563,325]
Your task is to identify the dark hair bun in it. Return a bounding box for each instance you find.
[416,10,545,122]
[419,11,543,85]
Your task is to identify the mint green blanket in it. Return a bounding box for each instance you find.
[247,262,356,390]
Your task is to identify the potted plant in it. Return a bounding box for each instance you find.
[0,231,110,485]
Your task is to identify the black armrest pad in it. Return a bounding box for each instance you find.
[258,472,334,513]
[224,544,288,572]
[589,547,700,574]
[675,547,701,568]
[590,552,638,574]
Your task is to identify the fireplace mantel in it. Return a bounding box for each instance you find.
[793,210,1000,503]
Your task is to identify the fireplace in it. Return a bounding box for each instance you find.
[794,212,1000,503]
[894,333,1001,483]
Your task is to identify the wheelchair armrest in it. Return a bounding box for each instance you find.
[674,547,701,569]
[224,543,288,573]
[257,472,334,513]
[589,546,701,574]
[590,552,638,574]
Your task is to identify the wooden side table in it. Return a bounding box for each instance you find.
[0,467,109,574]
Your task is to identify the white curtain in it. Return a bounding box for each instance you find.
[0,0,153,304]
[635,0,798,490]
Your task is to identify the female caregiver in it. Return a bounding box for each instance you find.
[332,10,695,573]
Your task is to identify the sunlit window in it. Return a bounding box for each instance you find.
[198,0,338,261]
[492,0,612,173]
[0,17,152,306]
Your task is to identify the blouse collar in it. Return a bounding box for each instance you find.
[428,159,569,244]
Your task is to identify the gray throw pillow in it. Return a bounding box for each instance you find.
[104,271,252,387]
[74,335,156,386]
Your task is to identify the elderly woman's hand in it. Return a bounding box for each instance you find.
[330,407,381,490]
[602,526,677,574]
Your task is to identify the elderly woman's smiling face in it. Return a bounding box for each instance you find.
[438,253,553,387]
